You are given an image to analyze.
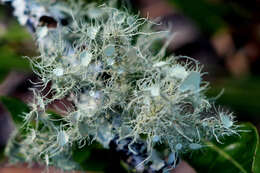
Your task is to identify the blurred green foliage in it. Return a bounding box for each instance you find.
[0,45,31,82]
[168,0,226,34]
[0,96,30,127]
[208,77,260,118]
[168,0,252,35]
[0,6,32,83]
[185,123,260,173]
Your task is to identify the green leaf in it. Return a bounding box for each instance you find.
[0,96,29,126]
[184,123,260,173]
[253,126,260,173]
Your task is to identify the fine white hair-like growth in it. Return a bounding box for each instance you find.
[3,0,238,172]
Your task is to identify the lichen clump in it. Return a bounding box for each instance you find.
[5,0,237,172]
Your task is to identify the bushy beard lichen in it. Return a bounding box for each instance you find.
[3,0,238,172]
